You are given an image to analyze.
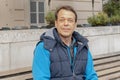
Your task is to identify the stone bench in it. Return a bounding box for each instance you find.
[93,52,120,80]
[0,67,32,80]
[0,52,120,80]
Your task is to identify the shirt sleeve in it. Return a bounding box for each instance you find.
[32,42,50,80]
[84,50,98,80]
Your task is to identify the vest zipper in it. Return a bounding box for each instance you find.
[70,46,74,71]
[73,70,76,79]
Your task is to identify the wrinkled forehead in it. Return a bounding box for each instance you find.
[57,9,76,19]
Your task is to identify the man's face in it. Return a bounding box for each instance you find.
[55,9,77,38]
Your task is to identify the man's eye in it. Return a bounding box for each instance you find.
[59,19,64,22]
[58,19,74,23]
[68,19,74,22]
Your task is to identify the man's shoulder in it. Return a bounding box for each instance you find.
[36,41,44,48]
[35,41,50,53]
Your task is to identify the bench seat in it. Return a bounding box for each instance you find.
[93,52,120,80]
[0,67,32,80]
[0,52,120,80]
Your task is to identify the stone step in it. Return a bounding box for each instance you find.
[94,54,120,65]
[95,61,120,71]
[0,73,32,80]
[97,66,120,77]
[98,71,120,80]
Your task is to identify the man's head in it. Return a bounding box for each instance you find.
[55,5,77,38]
[55,6,77,22]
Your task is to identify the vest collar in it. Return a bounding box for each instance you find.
[40,28,88,51]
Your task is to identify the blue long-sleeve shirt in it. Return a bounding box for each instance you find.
[32,42,98,80]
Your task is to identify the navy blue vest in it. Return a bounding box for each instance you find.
[50,42,88,80]
[40,28,88,80]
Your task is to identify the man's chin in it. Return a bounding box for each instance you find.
[61,34,71,38]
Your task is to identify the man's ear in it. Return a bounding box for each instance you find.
[55,20,57,28]
[75,22,77,29]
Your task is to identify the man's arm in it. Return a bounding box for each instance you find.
[32,42,50,80]
[84,50,98,80]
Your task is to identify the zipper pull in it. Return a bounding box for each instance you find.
[73,71,76,79]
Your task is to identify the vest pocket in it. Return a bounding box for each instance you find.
[50,62,61,78]
[50,61,72,78]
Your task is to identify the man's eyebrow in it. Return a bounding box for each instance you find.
[59,17,74,19]
[59,17,65,19]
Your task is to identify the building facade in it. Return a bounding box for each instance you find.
[0,0,102,29]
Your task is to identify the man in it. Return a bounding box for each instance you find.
[32,5,98,80]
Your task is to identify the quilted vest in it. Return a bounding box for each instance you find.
[50,42,88,80]
[40,28,88,80]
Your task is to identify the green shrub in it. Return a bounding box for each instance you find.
[103,0,120,17]
[87,12,109,26]
[109,15,120,25]
[45,11,55,26]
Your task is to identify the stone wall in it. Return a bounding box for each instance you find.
[50,0,102,24]
[0,26,120,72]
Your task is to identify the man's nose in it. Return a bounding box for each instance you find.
[64,20,69,25]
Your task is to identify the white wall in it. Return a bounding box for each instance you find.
[76,26,120,55]
[0,0,30,28]
[0,26,120,72]
[0,0,102,28]
[50,0,102,24]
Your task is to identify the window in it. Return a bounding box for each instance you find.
[30,0,45,27]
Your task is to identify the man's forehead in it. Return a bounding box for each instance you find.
[57,9,75,18]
